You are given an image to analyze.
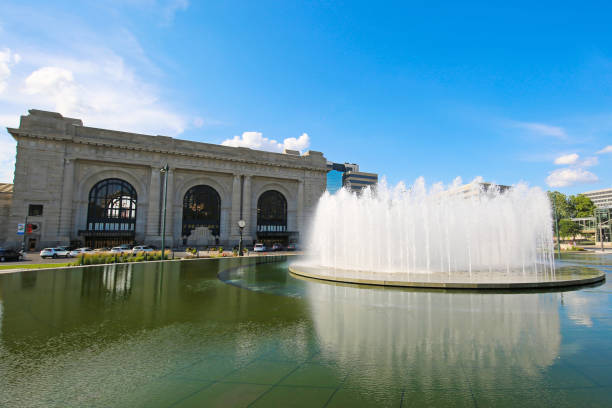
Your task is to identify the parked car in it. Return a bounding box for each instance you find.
[69,247,93,257]
[40,247,70,258]
[110,247,127,254]
[286,243,297,251]
[118,244,132,250]
[272,243,283,251]
[132,245,154,254]
[253,243,267,252]
[0,248,22,262]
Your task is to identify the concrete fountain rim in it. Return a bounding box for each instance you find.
[288,264,606,290]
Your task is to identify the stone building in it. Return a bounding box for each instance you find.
[0,183,13,245]
[1,109,327,250]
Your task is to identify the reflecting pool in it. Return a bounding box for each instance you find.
[0,255,611,407]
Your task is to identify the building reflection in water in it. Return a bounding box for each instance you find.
[0,257,292,353]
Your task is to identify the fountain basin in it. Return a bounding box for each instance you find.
[289,264,605,289]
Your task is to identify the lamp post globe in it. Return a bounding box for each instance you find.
[237,220,246,256]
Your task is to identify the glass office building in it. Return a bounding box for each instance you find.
[327,170,344,194]
[326,161,378,194]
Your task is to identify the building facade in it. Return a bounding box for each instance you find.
[445,181,511,199]
[1,110,327,250]
[582,188,612,209]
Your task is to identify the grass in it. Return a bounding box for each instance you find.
[0,263,73,270]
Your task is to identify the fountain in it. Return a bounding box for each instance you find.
[290,178,605,289]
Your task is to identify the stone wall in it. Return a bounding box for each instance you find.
[0,184,13,244]
[3,109,327,249]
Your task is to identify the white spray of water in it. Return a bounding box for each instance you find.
[304,177,555,278]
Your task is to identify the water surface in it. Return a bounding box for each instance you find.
[0,255,610,407]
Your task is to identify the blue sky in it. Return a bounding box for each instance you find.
[1,1,611,194]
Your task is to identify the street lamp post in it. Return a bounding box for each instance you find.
[160,164,169,260]
[552,199,561,257]
[597,210,605,253]
[238,219,246,256]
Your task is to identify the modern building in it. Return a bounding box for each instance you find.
[342,171,379,193]
[582,188,612,209]
[325,162,360,194]
[326,161,378,194]
[0,109,328,250]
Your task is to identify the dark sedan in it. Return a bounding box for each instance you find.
[0,248,22,262]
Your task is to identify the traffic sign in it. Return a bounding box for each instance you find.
[17,224,25,235]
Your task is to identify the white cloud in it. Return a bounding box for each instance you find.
[281,133,310,152]
[0,114,20,183]
[597,145,612,154]
[553,153,579,165]
[0,133,16,183]
[580,156,598,167]
[0,48,190,182]
[0,4,207,183]
[221,132,310,153]
[515,122,567,138]
[546,168,598,188]
[0,48,21,93]
[2,54,187,136]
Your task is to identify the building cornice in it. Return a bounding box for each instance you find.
[8,127,327,173]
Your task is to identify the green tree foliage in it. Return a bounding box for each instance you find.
[547,191,572,223]
[547,191,596,221]
[569,194,596,218]
[559,219,582,240]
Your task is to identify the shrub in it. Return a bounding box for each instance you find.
[70,249,172,266]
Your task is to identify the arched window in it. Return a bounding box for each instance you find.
[87,178,137,232]
[257,190,287,232]
[182,185,221,236]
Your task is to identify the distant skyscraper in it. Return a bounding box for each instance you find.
[326,161,378,194]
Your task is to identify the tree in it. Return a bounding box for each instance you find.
[569,194,596,218]
[559,219,582,241]
[548,191,572,223]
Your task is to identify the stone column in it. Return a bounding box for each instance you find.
[242,175,253,242]
[230,174,241,241]
[297,179,304,238]
[57,158,75,243]
[163,168,175,246]
[145,165,161,243]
